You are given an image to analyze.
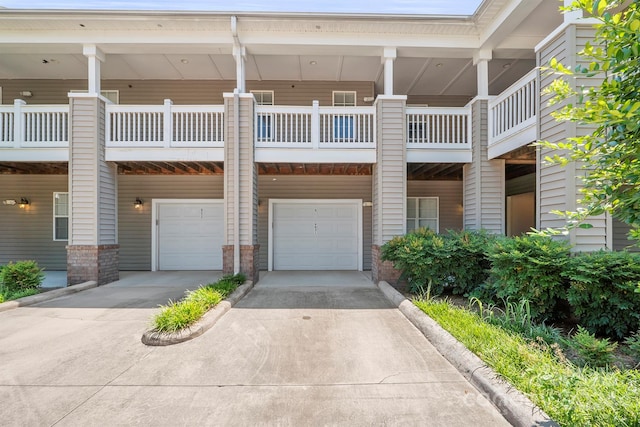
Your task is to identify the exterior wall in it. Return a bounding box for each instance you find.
[612,219,639,252]
[373,96,407,245]
[257,175,373,271]
[0,175,68,269]
[506,173,535,196]
[463,98,505,233]
[0,79,373,106]
[537,24,607,251]
[118,175,224,270]
[372,95,406,283]
[406,95,472,107]
[407,180,463,232]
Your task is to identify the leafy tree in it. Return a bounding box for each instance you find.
[539,0,640,244]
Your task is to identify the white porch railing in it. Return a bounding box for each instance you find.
[255,101,376,149]
[405,107,471,148]
[106,100,224,147]
[488,69,538,158]
[0,100,69,147]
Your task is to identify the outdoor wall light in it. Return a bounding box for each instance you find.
[134,198,144,209]
[19,198,29,208]
[2,199,17,206]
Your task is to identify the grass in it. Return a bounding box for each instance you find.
[152,273,245,333]
[414,298,640,427]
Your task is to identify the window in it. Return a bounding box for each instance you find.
[332,91,356,140]
[252,90,274,140]
[69,89,119,104]
[332,91,356,107]
[407,197,439,233]
[251,90,274,106]
[53,192,69,241]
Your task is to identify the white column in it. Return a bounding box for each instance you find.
[383,47,397,96]
[473,50,491,98]
[233,45,246,93]
[564,0,584,23]
[83,44,105,95]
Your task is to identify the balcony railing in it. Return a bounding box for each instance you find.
[406,107,471,148]
[0,100,69,147]
[488,69,538,158]
[105,100,224,147]
[255,101,375,149]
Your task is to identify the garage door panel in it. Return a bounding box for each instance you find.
[272,201,360,270]
[158,202,223,270]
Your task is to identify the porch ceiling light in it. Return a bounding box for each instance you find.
[180,59,189,64]
[309,60,317,65]
[134,198,144,209]
[19,198,29,208]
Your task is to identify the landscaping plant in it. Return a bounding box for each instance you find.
[152,273,245,333]
[564,250,640,339]
[568,326,618,368]
[381,229,494,295]
[0,260,44,302]
[415,298,640,426]
[483,235,571,321]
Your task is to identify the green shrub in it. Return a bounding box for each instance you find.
[381,229,493,295]
[443,230,495,295]
[564,250,640,339]
[568,326,618,368]
[483,235,571,321]
[0,260,44,293]
[623,330,640,363]
[381,228,453,294]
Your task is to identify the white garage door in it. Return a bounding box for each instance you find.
[271,200,361,270]
[157,201,224,270]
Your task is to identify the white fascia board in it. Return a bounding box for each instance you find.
[255,148,376,163]
[487,125,537,159]
[406,148,472,163]
[0,31,233,47]
[242,33,482,51]
[105,147,224,162]
[0,148,69,162]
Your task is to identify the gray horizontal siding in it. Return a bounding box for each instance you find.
[407,180,463,232]
[0,175,68,269]
[506,173,535,196]
[257,175,372,271]
[118,175,224,270]
[612,218,640,252]
[0,79,373,106]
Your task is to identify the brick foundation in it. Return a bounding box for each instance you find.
[222,245,260,284]
[67,244,119,286]
[371,244,404,291]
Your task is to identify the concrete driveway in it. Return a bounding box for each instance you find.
[0,272,509,426]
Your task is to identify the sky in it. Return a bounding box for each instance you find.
[0,0,483,15]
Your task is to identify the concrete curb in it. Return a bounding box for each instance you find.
[378,281,558,427]
[0,281,98,313]
[141,281,254,346]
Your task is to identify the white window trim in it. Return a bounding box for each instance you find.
[407,196,439,233]
[53,192,69,241]
[250,90,274,105]
[332,90,357,107]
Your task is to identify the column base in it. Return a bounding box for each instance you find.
[67,244,119,286]
[371,244,405,291]
[222,245,260,284]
